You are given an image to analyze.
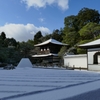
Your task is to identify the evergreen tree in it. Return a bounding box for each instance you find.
[34,31,43,44]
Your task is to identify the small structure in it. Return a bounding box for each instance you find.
[79,39,100,71]
[32,38,69,66]
[17,58,33,68]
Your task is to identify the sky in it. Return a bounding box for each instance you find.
[0,0,100,42]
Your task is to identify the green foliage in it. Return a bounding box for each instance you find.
[34,31,43,44]
[76,39,93,54]
[1,32,6,40]
[51,29,63,42]
[78,39,93,45]
[0,47,21,64]
[34,29,63,43]
[58,46,68,57]
[0,47,8,63]
[66,47,77,55]
[77,48,87,54]
[0,31,35,64]
[79,22,100,40]
[94,34,100,40]
[27,39,34,45]
[40,34,52,42]
[6,48,21,64]
[19,41,34,58]
[63,7,100,54]
[64,15,78,31]
[77,7,100,29]
[3,38,18,47]
[63,31,80,46]
[63,15,80,47]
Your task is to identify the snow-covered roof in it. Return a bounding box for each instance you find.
[79,39,100,48]
[34,38,68,46]
[32,53,58,57]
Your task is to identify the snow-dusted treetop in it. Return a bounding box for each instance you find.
[79,39,100,48]
[34,38,68,46]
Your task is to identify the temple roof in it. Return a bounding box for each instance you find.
[78,39,100,49]
[34,38,68,47]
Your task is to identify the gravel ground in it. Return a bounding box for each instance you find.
[62,88,100,100]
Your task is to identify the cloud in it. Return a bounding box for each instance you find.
[21,0,69,10]
[39,18,44,22]
[0,23,50,42]
[58,0,69,10]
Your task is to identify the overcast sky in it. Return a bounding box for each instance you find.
[0,0,100,42]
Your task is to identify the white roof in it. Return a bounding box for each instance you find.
[79,39,100,47]
[32,53,58,57]
[34,38,68,46]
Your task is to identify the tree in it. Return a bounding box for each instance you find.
[77,7,100,29]
[34,31,43,44]
[51,29,63,42]
[0,32,6,47]
[63,15,80,46]
[58,46,68,56]
[27,39,34,46]
[0,48,7,63]
[1,32,6,40]
[63,7,100,53]
[79,22,100,40]
[63,31,80,46]
[77,39,92,54]
[19,41,34,58]
[6,48,21,64]
[64,15,78,31]
[4,38,18,47]
[43,33,52,40]
[38,33,52,43]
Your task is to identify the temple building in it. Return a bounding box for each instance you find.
[79,39,100,71]
[32,38,69,66]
